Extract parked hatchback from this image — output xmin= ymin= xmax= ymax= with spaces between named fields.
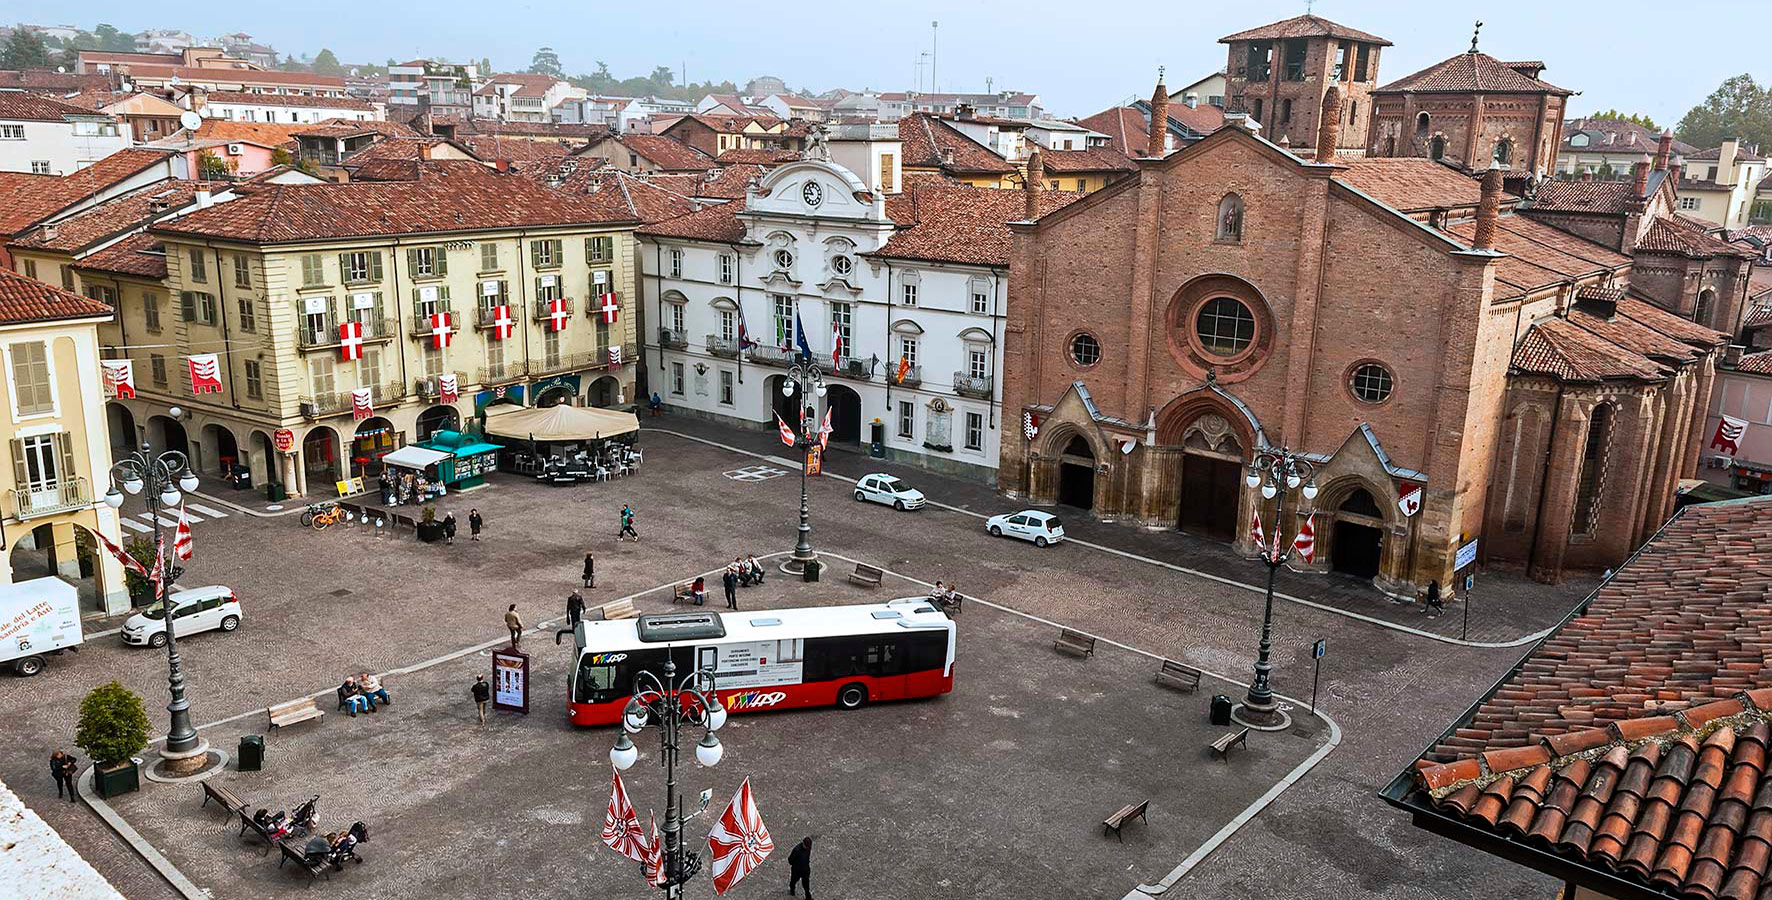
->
xmin=985 ymin=510 xmax=1066 ymax=547
xmin=853 ymin=473 xmax=927 ymax=510
xmin=122 ymin=586 xmax=242 ymax=648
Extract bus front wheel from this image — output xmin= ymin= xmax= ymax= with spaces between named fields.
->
xmin=836 ymin=683 xmax=868 ymax=710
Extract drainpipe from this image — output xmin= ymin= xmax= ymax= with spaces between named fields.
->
xmin=206 ymin=242 xmax=244 ymax=414
xmin=989 ymin=267 xmax=1000 ymax=430
xmin=1523 ymin=383 xmax=1566 ymax=577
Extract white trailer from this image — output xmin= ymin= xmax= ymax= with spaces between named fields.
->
xmin=0 ymin=578 xmax=83 ymax=676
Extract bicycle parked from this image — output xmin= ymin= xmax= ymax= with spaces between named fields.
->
xmin=300 ymin=503 xmax=344 ymax=530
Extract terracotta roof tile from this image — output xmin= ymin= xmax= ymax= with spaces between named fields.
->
xmin=0 ymin=90 xmax=114 ymax=122
xmin=1378 ymin=51 xmax=1571 ymax=95
xmin=9 ymin=179 xmax=225 ymax=252
xmin=191 ymin=119 xmax=304 ymax=148
xmin=1077 ymin=107 xmax=1152 ymax=156
xmin=1738 ymin=350 xmax=1772 ymax=375
xmin=455 ymin=136 xmax=570 ymax=164
xmin=200 ymin=90 xmax=373 ymax=111
xmin=1336 ymin=157 xmax=1488 ymax=211
xmin=0 ymin=69 xmax=117 ymax=93
xmin=0 ymin=267 xmax=113 ymax=324
xmin=870 ymin=180 xmax=1083 ymax=267
xmin=291 ymin=118 xmax=419 ymax=140
xmin=713 ymin=148 xmax=799 ymax=166
xmin=1532 ymin=179 xmax=1641 ymax=215
xmin=1511 ymin=317 xmax=1665 ymax=382
xmin=0 ymin=148 xmax=175 ymax=236
xmin=1039 ymin=146 xmax=1137 ymax=175
xmin=1218 ymin=14 xmax=1391 ymax=45
xmin=1442 ymin=215 xmax=1631 ymax=296
xmin=113 ymin=64 xmax=344 ymax=89
xmin=1618 ymin=296 xmax=1730 ymax=348
xmin=633 ymin=202 xmax=746 ymax=243
xmin=587 ymin=134 xmax=713 ymax=172
xmin=1639 ymin=215 xmax=1755 ymax=259
xmin=1563 ymin=119 xmax=1697 ymax=157
xmin=898 ymin=113 xmax=1016 ymax=175
xmin=465 ymin=120 xmax=608 ymax=139
xmin=71 ymin=233 xmax=167 ymax=279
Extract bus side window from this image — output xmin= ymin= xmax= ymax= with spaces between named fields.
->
xmin=906 ymin=633 xmax=946 ymax=673
xmin=865 ymin=640 xmax=903 ymax=676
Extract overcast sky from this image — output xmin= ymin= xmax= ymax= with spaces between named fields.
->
xmin=11 ymin=0 xmax=1754 ymax=127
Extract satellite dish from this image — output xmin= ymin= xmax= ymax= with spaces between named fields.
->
xmin=170 ymin=75 xmax=181 ymax=85
xmin=179 ymin=111 xmax=203 ymax=131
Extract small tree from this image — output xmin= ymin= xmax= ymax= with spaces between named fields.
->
xmin=312 ymin=48 xmax=343 ymax=76
xmin=122 ymin=535 xmax=155 ymax=598
xmin=271 ymin=147 xmax=293 ymax=167
xmin=196 ymin=152 xmax=235 ymax=179
xmin=421 ymin=504 xmax=437 ymax=524
xmin=0 ymin=27 xmax=51 ymax=69
xmin=529 ymin=46 xmax=563 ymax=78
xmin=75 ymin=681 xmax=151 ymax=766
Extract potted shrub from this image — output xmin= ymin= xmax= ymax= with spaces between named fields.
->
xmin=75 ymin=681 xmax=150 ymax=798
xmin=123 ymin=537 xmax=158 ymax=606
xmin=416 ymin=505 xmax=446 ymax=543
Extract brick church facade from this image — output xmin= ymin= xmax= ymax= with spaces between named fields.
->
xmin=998 ymin=25 xmax=1732 ymax=592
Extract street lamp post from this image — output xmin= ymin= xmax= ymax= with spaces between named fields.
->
xmin=610 ymin=657 xmax=727 ymax=899
xmin=1232 ymin=446 xmax=1318 ymax=731
xmin=103 ymin=407 xmax=209 ymax=771
xmin=780 ymin=358 xmax=826 ymax=574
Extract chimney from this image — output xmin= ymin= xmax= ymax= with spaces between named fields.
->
xmin=1147 ymin=68 xmax=1169 ymax=158
xmin=1575 ymin=290 xmax=1619 ymax=320
xmin=1024 ymin=146 xmax=1044 ymax=220
xmin=955 ymin=102 xmax=974 ymax=120
xmin=1726 ymin=344 xmax=1747 ymax=367
xmin=940 ymin=147 xmax=955 ymax=165
xmin=1654 ymin=131 xmax=1673 ymax=171
xmin=1719 ymin=139 xmax=1740 ymax=178
xmin=1632 ymin=158 xmax=1650 ymax=198
xmin=1473 ymin=169 xmax=1502 ymax=250
xmin=195 ymin=189 xmax=212 ymax=209
xmin=1670 ymin=154 xmax=1684 ymax=185
xmin=1315 ymin=86 xmax=1343 ymax=162
xmin=40 ymin=224 xmax=58 ymax=241
xmin=419 ymin=142 xmax=432 ymax=161
xmin=1184 ymin=92 xmax=1199 ymax=109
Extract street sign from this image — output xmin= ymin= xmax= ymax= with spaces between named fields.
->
xmin=1309 ymin=638 xmax=1327 ymax=713
xmin=806 ymin=447 xmax=822 ymax=476
xmin=1464 ymin=574 xmax=1475 ymax=592
xmin=492 ymin=647 xmax=530 ymax=714
xmin=1455 ymin=538 xmax=1479 ymax=571
xmin=273 ymin=428 xmax=295 ymax=453
xmin=1312 ymin=639 xmax=1327 ymax=659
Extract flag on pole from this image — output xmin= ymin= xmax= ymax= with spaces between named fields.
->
xmin=1711 ymin=415 xmax=1749 ymax=455
xmin=794 ymin=311 xmax=814 ymax=360
xmin=707 ymin=777 xmax=774 ymax=895
xmin=148 ymin=536 xmax=166 ymax=598
xmin=896 ymin=354 xmax=910 ymax=384
xmin=642 ymin=812 xmax=665 ymax=887
xmin=174 ymin=505 xmax=193 ymax=561
xmin=96 ymin=530 xmax=149 ymax=577
xmin=100 ymin=359 xmax=135 ymax=399
xmin=819 ymin=406 xmax=832 ymax=451
xmin=1249 ymin=507 xmax=1267 ymax=560
xmin=601 ymin=770 xmax=648 ymax=863
xmin=1291 ymin=513 xmax=1316 ymax=564
xmin=831 ymin=317 xmax=843 ymax=367
xmin=776 ymin=414 xmax=796 ymax=447
xmin=737 ymin=304 xmax=755 ymax=349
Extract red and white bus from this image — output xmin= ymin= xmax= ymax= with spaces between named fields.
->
xmin=567 ymin=599 xmax=955 ymax=727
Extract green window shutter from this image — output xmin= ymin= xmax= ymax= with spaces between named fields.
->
xmin=530 ymin=241 xmax=541 ymax=267
xmin=406 ymin=248 xmax=419 ymax=276
xmin=180 ymin=291 xmax=195 ymax=321
xmin=11 ymin=439 xmax=26 ymax=488
xmin=435 ymin=247 xmax=447 ymax=275
xmin=56 ymin=432 xmax=76 ymax=481
xmin=552 ymin=240 xmax=563 ymax=262
xmin=338 ymin=253 xmax=351 ymax=281
xmin=370 ymin=252 xmax=384 ymax=281
xmin=584 ymin=237 xmax=594 ymax=264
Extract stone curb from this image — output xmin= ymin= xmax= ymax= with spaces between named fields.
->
xmin=78 ymin=766 xmax=211 ymax=900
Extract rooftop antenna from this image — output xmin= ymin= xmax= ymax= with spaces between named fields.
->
xmin=931 ymin=20 xmax=939 ymax=95
xmin=1469 ymin=20 xmax=1483 ymax=54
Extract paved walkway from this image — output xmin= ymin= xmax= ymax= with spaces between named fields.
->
xmin=645 ymin=415 xmax=1596 ymax=646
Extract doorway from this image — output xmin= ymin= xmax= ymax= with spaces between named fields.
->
xmin=535 ymin=386 xmax=574 ymax=408
xmin=416 ymin=405 xmax=460 ymax=441
xmin=1331 ymin=489 xmax=1384 ymax=579
xmin=1056 ymin=435 xmax=1095 ymax=510
xmin=826 ymin=384 xmax=862 ymax=444
xmin=106 ymin=403 xmax=137 ymax=455
xmin=767 ymin=375 xmax=800 ymax=427
xmin=1178 ymin=454 xmax=1241 ymax=541
xmin=588 ymin=376 xmax=621 ymax=408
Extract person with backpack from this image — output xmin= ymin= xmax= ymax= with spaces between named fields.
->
xmin=617 ymin=504 xmax=639 ymax=541
xmin=471 ymin=673 xmax=491 ymax=724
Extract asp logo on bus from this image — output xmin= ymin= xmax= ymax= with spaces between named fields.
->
xmin=587 ymin=653 xmax=628 ymax=665
xmin=724 ymin=690 xmax=788 ymax=710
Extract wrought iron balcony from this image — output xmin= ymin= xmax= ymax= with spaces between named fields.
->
xmin=954 ymin=372 xmax=993 ymax=399
xmin=658 ymin=327 xmax=688 ymax=349
xmin=746 ymin=344 xmax=794 ymax=367
xmin=706 ymin=334 xmax=739 ymax=359
xmin=296 ymin=317 xmax=397 ymax=351
xmin=533 ymin=298 xmax=574 ymax=321
xmin=828 ymin=357 xmax=872 ymax=381
xmin=478 ymin=361 xmax=528 ymax=385
xmin=890 ymin=365 xmax=923 ymax=388
xmin=475 ymin=305 xmax=514 ymax=329
xmin=408 ymin=306 xmax=455 ymax=337
xmin=9 ymin=477 xmax=90 ymax=521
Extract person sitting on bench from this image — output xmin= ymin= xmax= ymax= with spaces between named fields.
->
xmin=304 ymin=832 xmax=336 ymax=868
xmin=339 ymin=677 xmax=371 ymax=717
xmin=359 ymin=672 xmax=391 ymax=709
xmin=743 ymin=554 xmax=765 ymax=585
xmin=692 ymin=576 xmax=707 ymax=606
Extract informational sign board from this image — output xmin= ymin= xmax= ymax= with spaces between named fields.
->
xmin=1455 ymin=538 xmax=1479 ymax=571
xmin=1312 ymin=638 xmax=1327 ymax=659
xmin=352 ymin=292 xmax=376 ymax=310
xmin=273 ymin=428 xmax=296 ymax=453
xmin=334 ymin=477 xmax=364 ymax=497
xmin=303 ymin=296 xmax=329 ymax=315
xmin=492 ymin=647 xmax=530 ymax=714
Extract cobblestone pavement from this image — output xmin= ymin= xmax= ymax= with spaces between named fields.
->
xmin=0 ymin=428 xmax=1567 ymax=899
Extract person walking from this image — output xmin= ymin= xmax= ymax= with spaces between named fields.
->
xmin=788 ymin=836 xmax=813 ymax=898
xmin=443 ymin=512 xmax=458 ymax=545
xmin=504 ymin=604 xmax=523 ymax=647
xmin=50 ymin=750 xmax=78 ymax=802
xmin=722 ymin=567 xmax=739 ymax=610
xmin=471 ymin=673 xmax=491 ymax=724
xmin=582 ymin=551 xmax=595 ymax=588
xmin=617 ymin=504 xmax=639 ymax=542
xmin=1422 ymin=580 xmax=1443 ymax=616
xmin=469 ymin=508 xmax=483 ymax=541
xmin=567 ymin=591 xmax=586 ymax=629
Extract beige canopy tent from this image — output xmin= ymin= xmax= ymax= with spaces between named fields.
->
xmin=482 ymin=404 xmax=639 ymax=442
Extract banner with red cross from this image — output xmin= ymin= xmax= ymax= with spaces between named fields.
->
xmin=549 ymin=298 xmax=570 ymax=332
xmin=339 ymin=320 xmax=364 ymax=361
xmin=430 ymin=312 xmax=454 ymax=349
xmin=491 ymin=304 xmax=514 ymax=340
xmin=598 ymin=292 xmax=620 ymax=324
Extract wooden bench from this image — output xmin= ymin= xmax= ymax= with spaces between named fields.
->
xmin=671 ymin=582 xmax=707 ymax=605
xmin=268 ymin=697 xmax=324 ymax=730
xmin=1209 ymin=728 xmax=1250 ymax=761
xmin=1155 ymin=660 xmax=1202 ymax=693
xmin=1102 ymin=799 xmax=1149 ymax=842
xmin=594 ymin=599 xmax=638 ymax=620
xmin=235 ymin=807 xmax=278 ymax=856
xmin=201 ymin=781 xmax=247 ymax=820
xmin=277 ymin=837 xmax=330 ymax=885
xmin=847 ymin=564 xmax=884 ymax=587
xmin=938 ymin=592 xmax=963 ymax=616
xmin=1054 ymin=628 xmax=1096 ymax=658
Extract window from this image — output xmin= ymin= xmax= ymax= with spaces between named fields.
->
xmin=831 ymin=254 xmax=852 ymax=278
xmin=718 ymin=310 xmax=735 ymax=343
xmin=718 ymin=254 xmax=733 ymax=284
xmin=1415 ymin=112 xmax=1430 ymax=137
xmin=586 ymin=235 xmax=614 ymax=264
xmin=1572 ymin=404 xmax=1613 ymax=536
xmin=1354 ymin=43 xmax=1371 ymax=82
xmin=1280 ymin=98 xmax=1292 ymax=125
xmin=1430 ymin=135 xmax=1446 ymax=161
xmin=668 ymin=303 xmax=685 ymax=335
xmin=1350 ymin=362 xmax=1394 ymax=403
xmin=342 ymin=251 xmax=381 ymax=283
xmin=150 ymin=354 xmax=167 ymax=386
xmin=15 ymin=434 xmax=68 ymax=491
xmin=879 ymin=152 xmax=896 ymax=193
xmin=9 ymin=341 xmax=53 ymax=414
xmin=300 ymin=253 xmax=325 ymax=286
xmin=901 ymin=280 xmax=918 ymax=306
xmin=669 ymin=248 xmax=682 ymax=278
xmin=237 ymin=295 xmax=256 ymax=332
xmin=479 ymin=243 xmax=500 ymax=272
xmin=143 ymin=291 xmax=161 ymax=331
xmin=897 ymin=400 xmax=915 ymax=438
xmin=771 ymin=295 xmax=795 ymax=346
xmin=181 ymin=291 xmax=217 ymax=325
xmin=30 ymin=161 xmax=50 ymax=174
xmin=1070 ymin=332 xmax=1101 ymax=366
xmin=311 ymin=355 xmax=336 ymax=396
xmin=1252 ymin=98 xmax=1263 ymax=125
xmin=898 ymin=336 xmax=919 ymax=368
xmin=244 ymin=359 xmax=263 ymax=399
xmin=1679 ymin=197 xmax=1701 ymax=211
xmin=0 ymin=124 xmax=22 ymax=140
xmin=531 ymin=238 xmax=563 ymax=268
xmin=671 ymin=362 xmax=685 ymax=396
xmin=1695 ymin=290 xmax=1715 ymax=327
xmin=233 ymin=252 xmax=251 ymax=288
xmin=719 ymin=370 xmax=734 ymax=405
xmin=1195 ymin=297 xmax=1255 ymax=356
xmin=421 ymin=345 xmax=443 ymax=377
xmin=60 ymin=267 xmax=72 ymax=291
xmin=831 ymin=302 xmax=853 ymax=357
xmin=409 ymin=246 xmax=446 ymax=278
xmin=535 ymin=277 xmax=562 ymax=305
xmin=965 ymin=412 xmax=984 ymax=451
xmin=1217 ymin=193 xmax=1244 ymax=241
xmin=414 ymin=285 xmax=449 ymax=319
xmin=544 ymin=330 xmax=562 ymax=369
xmin=21 ymin=259 xmax=34 ymax=279
xmin=773 ymin=248 xmax=795 ymax=271
xmin=1332 ymin=42 xmax=1348 ymax=81
xmin=1493 ymin=139 xmax=1513 ymax=168
xmin=971 ymin=288 xmax=989 ymax=315
xmin=301 ymin=299 xmax=334 ymax=345
xmin=968 ymin=348 xmax=988 ymax=379
xmin=188 ymin=248 xmax=207 ymax=282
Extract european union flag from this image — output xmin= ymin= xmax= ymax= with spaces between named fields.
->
xmin=794 ymin=311 xmax=814 ymax=360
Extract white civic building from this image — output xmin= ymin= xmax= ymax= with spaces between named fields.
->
xmin=639 ymin=131 xmax=1035 ymax=480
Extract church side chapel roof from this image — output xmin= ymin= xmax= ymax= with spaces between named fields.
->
xmin=1531 ymin=179 xmax=1646 ymax=215
xmin=1510 ymin=296 xmax=1725 ymax=385
xmin=1440 ymin=214 xmax=1630 ymax=297
xmin=1638 ymin=215 xmax=1755 ymax=259
xmin=1511 ymin=318 xmax=1665 ymax=383
xmin=1376 ymin=49 xmax=1571 ymax=95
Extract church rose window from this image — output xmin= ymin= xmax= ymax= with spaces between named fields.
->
xmin=1195 ymin=297 xmax=1255 ymax=356
xmin=1070 ymin=332 xmax=1101 ymax=367
xmin=1350 ymin=362 xmax=1394 ymax=403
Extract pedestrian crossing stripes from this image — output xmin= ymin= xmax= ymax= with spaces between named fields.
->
xmin=185 ymin=503 xmax=229 ymax=519
xmin=115 ymin=504 xmax=231 ymax=535
xmin=119 ymin=518 xmax=152 ymax=533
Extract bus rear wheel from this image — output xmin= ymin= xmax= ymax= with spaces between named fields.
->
xmin=836 ymin=683 xmax=868 ymax=710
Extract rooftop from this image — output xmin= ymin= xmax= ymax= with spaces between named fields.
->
xmin=10 ymin=179 xmax=225 ymax=253
xmin=0 ymin=90 xmax=114 ymax=122
xmin=1377 ymin=51 xmax=1572 ymax=96
xmin=588 ymin=134 xmax=714 ymax=172
xmin=0 ymin=148 xmax=175 ymax=235
xmin=1038 ymin=146 xmax=1137 ymax=175
xmin=898 ymin=113 xmax=1016 ymax=175
xmin=0 ymin=267 xmax=115 ymax=325
xmin=199 ymin=91 xmax=374 ymax=111
xmin=1219 ymin=14 xmax=1391 ymax=46
xmin=71 ymin=232 xmax=167 ymax=279
xmin=1638 ymin=215 xmax=1754 ymax=259
xmin=872 ymin=180 xmax=1083 ymax=266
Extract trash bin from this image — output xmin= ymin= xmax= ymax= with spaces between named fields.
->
xmin=265 ymin=482 xmax=287 ymax=502
xmin=238 ymin=734 xmax=265 ymax=772
xmin=1210 ymin=694 xmax=1233 ymax=726
xmin=869 ymin=422 xmax=885 ymax=458
xmin=802 ymin=560 xmax=821 ymax=583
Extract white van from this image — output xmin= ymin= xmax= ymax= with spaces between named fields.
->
xmin=0 ymin=578 xmax=83 ymax=676
xmin=122 ymin=586 xmax=242 ymax=647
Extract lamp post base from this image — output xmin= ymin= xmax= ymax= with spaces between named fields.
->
xmin=154 ymin=738 xmax=216 ymax=777
xmin=780 ymin=552 xmax=819 ymax=575
xmin=1230 ymin=701 xmax=1292 ymax=732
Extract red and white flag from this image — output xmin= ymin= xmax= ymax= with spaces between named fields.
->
xmin=1249 ymin=507 xmax=1268 ymax=560
xmin=1291 ymin=513 xmax=1316 ymax=565
xmin=188 ymin=354 xmax=222 ymax=394
xmin=351 ymin=387 xmax=374 ymax=421
xmin=100 ymin=359 xmax=135 ymax=399
xmin=601 ymin=770 xmax=648 ymax=863
xmin=148 ymin=536 xmax=166 ymax=597
xmin=549 ymin=297 xmax=570 ymax=332
xmin=1022 ymin=411 xmax=1041 ymax=440
xmin=173 ymin=505 xmax=194 ymax=561
xmin=819 ymin=406 xmax=832 ymax=451
xmin=642 ymin=812 xmax=665 ymax=886
xmin=599 ymin=292 xmax=620 ymax=324
xmin=491 ymin=304 xmax=514 ymax=340
xmin=437 ymin=373 xmax=459 ymax=404
xmin=339 ymin=320 xmax=365 ymax=361
xmin=1397 ymin=483 xmax=1423 ymax=518
xmin=707 ymin=777 xmax=773 ymax=896
xmin=831 ymin=317 xmax=843 ymax=367
xmin=96 ymin=530 xmax=149 ymax=577
xmin=1711 ymin=415 xmax=1748 ymax=455
xmin=429 ymin=313 xmax=454 ymax=349
xmin=776 ymin=414 xmax=796 ymax=447
xmin=608 ymin=345 xmax=623 ymax=367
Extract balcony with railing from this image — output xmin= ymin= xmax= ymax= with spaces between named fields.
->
xmin=297 ymin=318 xmax=397 ymax=351
xmin=658 ymin=327 xmax=688 ymax=349
xmin=586 ymin=294 xmax=621 ymax=318
xmin=746 ymin=344 xmax=794 ymax=367
xmin=588 ymin=342 xmax=638 ymax=369
xmin=706 ymin=334 xmax=739 ymax=359
xmin=954 ymin=372 xmax=993 ymax=399
xmin=9 ymin=477 xmax=90 ymax=521
xmin=890 ymin=365 xmax=923 ymax=388
xmin=533 ymin=298 xmax=574 ymax=321
xmin=828 ymin=357 xmax=872 ymax=381
xmin=532 ymin=351 xmax=593 ymax=376
xmin=478 ymin=361 xmax=528 ymax=385
xmin=408 ymin=305 xmax=455 ymax=337
xmin=475 ymin=305 xmax=513 ymax=329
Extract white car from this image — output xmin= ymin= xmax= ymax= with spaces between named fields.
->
xmin=985 ymin=510 xmax=1066 ymax=547
xmin=853 ymin=473 xmax=926 ymax=510
xmin=122 ymin=586 xmax=242 ymax=648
